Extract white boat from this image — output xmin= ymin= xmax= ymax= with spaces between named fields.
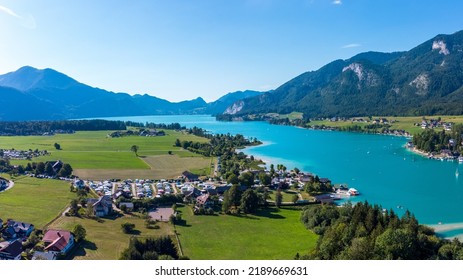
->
xmin=456 ymin=169 xmax=459 ymax=178
xmin=348 ymin=188 xmax=360 ymax=196
xmin=458 ymin=156 xmax=463 ymax=163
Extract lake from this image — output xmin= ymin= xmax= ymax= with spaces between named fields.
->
xmin=103 ymin=115 xmax=463 ymax=238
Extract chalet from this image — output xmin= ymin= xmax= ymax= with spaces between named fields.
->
xmin=42 ymin=229 xmax=74 ymax=254
xmin=0 ymin=240 xmax=23 ymax=260
xmin=182 ymin=171 xmax=199 ymax=182
xmin=299 ymin=173 xmax=314 ymax=183
xmin=87 ymin=195 xmax=113 ymax=217
xmin=196 ymin=193 xmax=213 ymax=208
xmin=3 ymin=220 xmax=34 ymax=240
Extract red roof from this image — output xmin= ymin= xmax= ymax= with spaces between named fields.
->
xmin=43 ymin=230 xmax=72 ymax=252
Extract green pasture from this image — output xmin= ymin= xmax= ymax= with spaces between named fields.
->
xmin=2 ymin=130 xmax=209 ymax=170
xmin=48 ymin=213 xmax=174 ymax=260
xmin=0 ymin=175 xmax=75 ymax=228
xmin=175 ymin=205 xmax=318 ymax=260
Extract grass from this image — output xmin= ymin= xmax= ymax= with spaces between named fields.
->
xmin=3 ymin=130 xmax=213 ymax=180
xmin=175 ymin=205 xmax=318 ymax=260
xmin=0 ymin=174 xmax=75 ymax=229
xmin=73 ymin=154 xmax=214 ymax=180
xmin=48 ymin=212 xmax=174 ymax=260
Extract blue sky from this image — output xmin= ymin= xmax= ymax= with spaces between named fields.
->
xmin=1 ymin=0 xmax=462 ymax=102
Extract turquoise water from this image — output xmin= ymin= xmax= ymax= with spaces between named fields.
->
xmin=104 ymin=115 xmax=463 ymax=226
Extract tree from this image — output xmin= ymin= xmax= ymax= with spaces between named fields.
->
xmin=294 ymin=167 xmax=300 ymax=174
xmin=239 ymin=171 xmax=254 ymax=187
xmin=35 ymin=162 xmax=45 ymax=175
xmin=58 ymin=163 xmax=73 ymax=177
xmin=275 ymin=189 xmax=283 ymax=208
xmin=69 ymin=199 xmax=79 ymax=216
xmin=227 ymin=174 xmax=239 ymax=185
xmin=259 ymin=172 xmax=271 ymax=186
xmin=222 ymin=184 xmax=241 ymax=213
xmin=121 ymin=223 xmax=136 ymax=234
xmin=240 ymin=189 xmax=259 ymax=213
xmin=73 ymin=224 xmax=86 ymax=242
xmin=175 ymin=139 xmax=181 ymax=147
xmin=86 ymin=202 xmax=94 ymax=218
xmin=54 ymin=142 xmax=61 ymax=150
xmin=44 ymin=162 xmax=54 ymax=176
xmin=131 ymin=145 xmax=139 ymax=156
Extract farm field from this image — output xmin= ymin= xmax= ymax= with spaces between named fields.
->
xmin=2 ymin=130 xmax=212 ymax=179
xmin=0 ymin=174 xmax=75 ymax=228
xmin=48 ymin=213 xmax=175 ymax=260
xmin=175 ymin=205 xmax=318 ymax=260
xmin=73 ymin=155 xmax=214 ymax=180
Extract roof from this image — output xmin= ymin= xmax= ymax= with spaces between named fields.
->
xmin=6 ymin=220 xmax=34 ymax=232
xmin=43 ymin=230 xmax=73 ymax=252
xmin=0 ymin=240 xmax=22 ymax=258
xmin=196 ymin=194 xmax=210 ymax=205
xmin=32 ymin=251 xmax=57 ymax=260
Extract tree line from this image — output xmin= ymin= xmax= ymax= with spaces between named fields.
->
xmin=0 ymin=158 xmax=73 ymax=178
xmin=412 ymin=124 xmax=463 ymax=153
xmin=299 ymin=202 xmax=463 ymax=260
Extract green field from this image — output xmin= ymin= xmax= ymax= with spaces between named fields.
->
xmin=48 ymin=213 xmax=174 ymax=260
xmin=0 ymin=175 xmax=75 ymax=228
xmin=2 ymin=130 xmax=212 ymax=179
xmin=175 ymin=205 xmax=318 ymax=260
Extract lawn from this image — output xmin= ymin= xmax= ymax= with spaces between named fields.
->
xmin=48 ymin=213 xmax=175 ymax=260
xmin=175 ymin=205 xmax=318 ymax=260
xmin=0 ymin=174 xmax=75 ymax=228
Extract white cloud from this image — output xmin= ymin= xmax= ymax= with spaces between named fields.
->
xmin=342 ymin=43 xmax=361 ymax=49
xmin=0 ymin=5 xmax=20 ymax=18
xmin=332 ymin=0 xmax=342 ymax=5
xmin=0 ymin=5 xmax=36 ymax=29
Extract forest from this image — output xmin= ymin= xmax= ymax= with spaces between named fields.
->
xmin=299 ymin=202 xmax=463 ymax=260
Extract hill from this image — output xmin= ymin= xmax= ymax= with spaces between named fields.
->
xmin=0 ymin=67 xmax=264 ymax=120
xmin=224 ymin=30 xmax=463 ymax=118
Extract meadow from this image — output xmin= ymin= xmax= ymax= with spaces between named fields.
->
xmin=175 ymin=205 xmax=318 ymax=260
xmin=0 ymin=175 xmax=75 ymax=228
xmin=48 ymin=213 xmax=174 ymax=260
xmin=2 ymin=130 xmax=212 ymax=179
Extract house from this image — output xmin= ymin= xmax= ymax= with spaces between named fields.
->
xmin=32 ymin=251 xmax=57 ymax=260
xmin=51 ymin=160 xmax=63 ymax=172
xmin=196 ymin=193 xmax=213 ymax=208
xmin=42 ymin=229 xmax=74 ymax=254
xmin=0 ymin=240 xmax=23 ymax=260
xmin=87 ymin=195 xmax=113 ymax=217
xmin=3 ymin=220 xmax=34 ymax=240
xmin=182 ymin=171 xmax=199 ymax=182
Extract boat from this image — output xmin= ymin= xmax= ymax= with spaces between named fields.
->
xmin=348 ymin=188 xmax=360 ymax=196
xmin=456 ymin=168 xmax=459 ymax=178
xmin=458 ymin=156 xmax=463 ymax=163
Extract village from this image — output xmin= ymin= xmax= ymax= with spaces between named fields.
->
xmin=0 ymin=163 xmax=360 ymax=260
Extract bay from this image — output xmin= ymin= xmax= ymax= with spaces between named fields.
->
xmin=103 ymin=115 xmax=463 ymax=237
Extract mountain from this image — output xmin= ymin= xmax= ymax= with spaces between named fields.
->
xmin=0 ymin=66 xmax=248 ymax=121
xmin=207 ymin=90 xmax=265 ymax=114
xmin=224 ymin=30 xmax=463 ymax=118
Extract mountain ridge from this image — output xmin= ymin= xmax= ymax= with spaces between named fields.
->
xmin=224 ymin=30 xmax=463 ymax=118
